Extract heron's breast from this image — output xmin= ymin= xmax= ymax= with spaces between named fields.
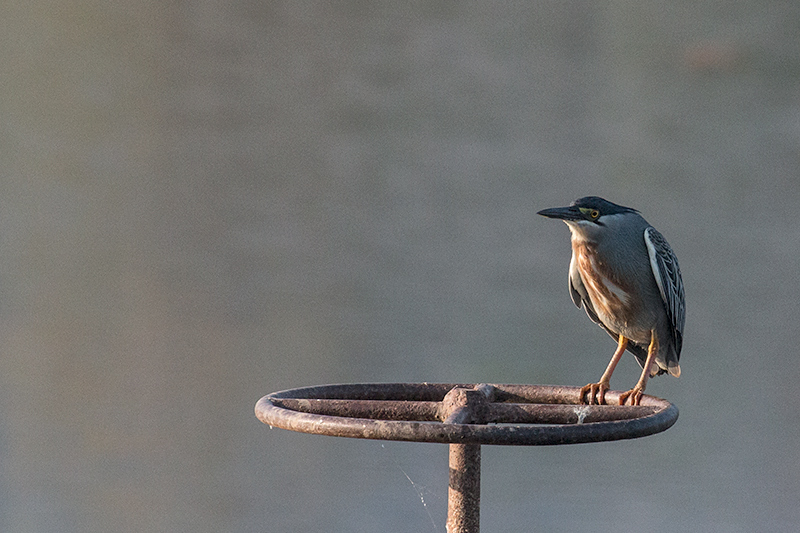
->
xmin=574 ymin=243 xmax=639 ymax=324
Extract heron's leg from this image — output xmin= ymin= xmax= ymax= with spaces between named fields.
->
xmin=619 ymin=330 xmax=658 ymax=406
xmin=580 ymin=335 xmax=627 ymax=405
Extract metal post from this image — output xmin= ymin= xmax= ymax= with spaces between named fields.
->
xmin=447 ymin=443 xmax=481 ymax=533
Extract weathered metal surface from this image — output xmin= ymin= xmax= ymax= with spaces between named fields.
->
xmin=441 ymin=385 xmax=492 ymax=532
xmin=255 ymin=383 xmax=678 ymax=446
xmin=270 ymin=397 xmax=658 ymax=424
xmin=447 ymin=444 xmax=481 ymax=533
xmin=269 ymin=398 xmax=441 ymax=421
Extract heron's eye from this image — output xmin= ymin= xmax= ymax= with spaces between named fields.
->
xmin=590 ymin=210 xmax=600 ymax=219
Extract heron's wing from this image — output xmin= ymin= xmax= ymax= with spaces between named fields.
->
xmin=644 ymin=227 xmax=685 ymax=356
xmin=568 ymin=251 xmax=602 ymax=325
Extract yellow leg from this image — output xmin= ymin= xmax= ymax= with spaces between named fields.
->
xmin=619 ymin=330 xmax=659 ymax=406
xmin=580 ymin=335 xmax=628 ymax=405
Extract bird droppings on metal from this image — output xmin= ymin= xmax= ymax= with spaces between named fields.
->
xmin=573 ymin=405 xmax=591 ymax=424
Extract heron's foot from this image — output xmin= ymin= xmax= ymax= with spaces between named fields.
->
xmin=618 ymin=386 xmax=644 ymax=406
xmin=579 ymin=380 xmax=610 ymax=405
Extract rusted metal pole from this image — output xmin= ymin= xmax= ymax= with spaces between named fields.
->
xmin=441 ymin=385 xmax=491 ymax=533
xmin=447 ymin=443 xmax=481 ymax=533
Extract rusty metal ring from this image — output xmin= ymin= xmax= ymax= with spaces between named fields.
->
xmin=255 ymin=383 xmax=678 ymax=446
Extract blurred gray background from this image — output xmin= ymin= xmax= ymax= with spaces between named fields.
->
xmin=2 ymin=2 xmax=800 ymax=532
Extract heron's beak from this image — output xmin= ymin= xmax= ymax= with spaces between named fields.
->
xmin=537 ymin=205 xmax=582 ymax=221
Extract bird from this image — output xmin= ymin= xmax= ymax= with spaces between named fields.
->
xmin=537 ymin=196 xmax=684 ymax=406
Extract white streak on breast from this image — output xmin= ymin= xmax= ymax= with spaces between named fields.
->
xmin=579 ymin=253 xmax=630 ymax=316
